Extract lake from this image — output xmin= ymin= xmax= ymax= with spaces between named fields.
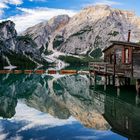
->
xmin=0 ymin=71 xmax=139 ymax=140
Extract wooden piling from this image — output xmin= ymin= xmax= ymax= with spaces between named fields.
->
xmin=94 ymin=72 xmax=97 ymax=85
xmin=125 ymin=77 xmax=130 ymax=86
xmin=113 ymin=75 xmax=115 ymax=86
xmin=104 ymin=75 xmax=107 ymax=91
xmin=108 ymin=75 xmax=111 ymax=85
xmin=116 ymin=76 xmax=120 ymax=87
xmin=136 ymin=79 xmax=140 ymax=94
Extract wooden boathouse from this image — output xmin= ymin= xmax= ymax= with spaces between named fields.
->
xmin=89 ymin=30 xmax=140 ymax=87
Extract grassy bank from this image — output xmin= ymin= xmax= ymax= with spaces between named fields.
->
xmin=58 ymin=55 xmax=102 ymax=65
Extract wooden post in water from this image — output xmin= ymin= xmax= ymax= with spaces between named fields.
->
xmin=112 ymin=75 xmax=115 ymax=86
xmin=113 ymin=47 xmax=117 ymax=86
xmin=113 ymin=50 xmax=116 ymax=86
xmin=116 ymin=76 xmax=120 ymax=97
xmin=108 ymin=75 xmax=111 ymax=85
xmin=94 ymin=71 xmax=97 ymax=86
xmin=136 ymin=79 xmax=140 ymax=106
xmin=104 ymin=75 xmax=107 ymax=91
xmin=89 ymin=77 xmax=94 ymax=87
xmin=125 ymin=77 xmax=131 ymax=86
xmin=136 ymin=79 xmax=140 ymax=94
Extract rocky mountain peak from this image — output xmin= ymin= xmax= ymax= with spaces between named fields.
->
xmin=83 ymin=4 xmax=111 ymax=13
xmin=0 ymin=20 xmax=15 ymax=30
xmin=0 ymin=20 xmax=17 ymax=39
xmin=48 ymin=14 xmax=70 ymax=30
xmin=83 ymin=5 xmax=135 ymax=18
xmin=0 ymin=20 xmax=17 ymax=50
xmin=0 ymin=20 xmax=49 ymax=68
xmin=22 ymin=5 xmax=140 ymax=58
xmin=52 ymin=5 xmax=140 ymax=55
xmin=22 ymin=14 xmax=70 ymax=49
xmin=70 ymin=5 xmax=111 ymax=24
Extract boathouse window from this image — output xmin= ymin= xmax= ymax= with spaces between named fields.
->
xmin=125 ymin=116 xmax=129 ymax=129
xmin=116 ymin=49 xmax=122 ymax=64
xmin=122 ymin=47 xmax=132 ymax=64
xmin=125 ymin=48 xmax=129 ymax=63
xmin=110 ymin=54 xmax=114 ymax=64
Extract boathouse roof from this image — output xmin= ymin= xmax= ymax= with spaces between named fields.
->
xmin=103 ymin=41 xmax=140 ymax=52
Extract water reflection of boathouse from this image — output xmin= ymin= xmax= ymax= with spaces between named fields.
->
xmin=104 ymin=95 xmax=140 ymax=140
xmin=91 ymin=84 xmax=140 ymax=140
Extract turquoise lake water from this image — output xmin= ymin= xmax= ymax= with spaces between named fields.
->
xmin=0 ymin=72 xmax=139 ymax=140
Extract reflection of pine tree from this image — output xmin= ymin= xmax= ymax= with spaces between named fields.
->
xmin=0 ymin=92 xmax=17 ymax=118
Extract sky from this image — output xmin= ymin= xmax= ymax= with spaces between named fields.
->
xmin=0 ymin=0 xmax=140 ymax=32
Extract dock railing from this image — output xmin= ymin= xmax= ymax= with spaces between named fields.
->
xmin=89 ymin=62 xmax=132 ymax=77
xmin=89 ymin=62 xmax=111 ymax=74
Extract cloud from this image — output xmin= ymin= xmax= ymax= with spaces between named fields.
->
xmin=5 ymin=7 xmax=77 ymax=33
xmin=29 ymin=0 xmax=47 ymax=2
xmin=0 ymin=2 xmax=9 ymax=9
xmin=2 ymin=0 xmax=23 ymax=5
xmin=94 ymin=0 xmax=122 ymax=6
xmin=0 ymin=102 xmax=122 ymax=140
xmin=0 ymin=2 xmax=8 ymax=17
xmin=0 ymin=133 xmax=8 ymax=140
xmin=11 ymin=102 xmax=76 ymax=132
xmin=0 ymin=10 xmax=3 ymax=18
xmin=0 ymin=99 xmax=74 ymax=139
xmin=82 ymin=0 xmax=122 ymax=8
xmin=0 ymin=10 xmax=3 ymax=15
xmin=0 ymin=0 xmax=23 ymax=18
xmin=0 ymin=126 xmax=8 ymax=140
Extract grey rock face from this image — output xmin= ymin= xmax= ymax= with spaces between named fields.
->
xmin=0 ymin=21 xmax=48 ymax=67
xmin=54 ymin=5 xmax=140 ymax=55
xmin=16 ymin=36 xmax=42 ymax=63
xmin=0 ymin=20 xmax=17 ymax=51
xmin=22 ymin=15 xmax=70 ymax=53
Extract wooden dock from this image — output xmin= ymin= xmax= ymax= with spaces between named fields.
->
xmin=89 ymin=62 xmax=132 ymax=77
xmin=89 ymin=62 xmax=133 ymax=87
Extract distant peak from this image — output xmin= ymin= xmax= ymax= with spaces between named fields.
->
xmin=94 ymin=4 xmax=110 ymax=9
xmin=81 ymin=4 xmax=136 ymax=19
xmin=48 ymin=14 xmax=70 ymax=25
xmin=83 ymin=4 xmax=110 ymax=10
xmin=49 ymin=14 xmax=70 ymax=21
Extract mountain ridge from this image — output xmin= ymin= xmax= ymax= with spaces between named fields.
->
xmin=23 ymin=5 xmax=140 ymax=58
xmin=1 ymin=5 xmax=140 ymax=68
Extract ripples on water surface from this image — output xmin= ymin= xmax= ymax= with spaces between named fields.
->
xmin=0 ymin=71 xmax=139 ymax=140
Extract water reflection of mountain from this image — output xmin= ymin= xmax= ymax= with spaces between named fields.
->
xmin=0 ymin=96 xmax=17 ymax=118
xmin=25 ymin=74 xmax=109 ymax=130
xmin=0 ymin=73 xmax=140 ymax=139
xmin=0 ymin=74 xmax=50 ymax=118
xmin=0 ymin=74 xmax=109 ymax=130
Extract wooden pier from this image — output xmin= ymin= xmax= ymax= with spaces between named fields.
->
xmin=89 ymin=62 xmax=132 ymax=86
xmin=89 ymin=62 xmax=132 ymax=77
